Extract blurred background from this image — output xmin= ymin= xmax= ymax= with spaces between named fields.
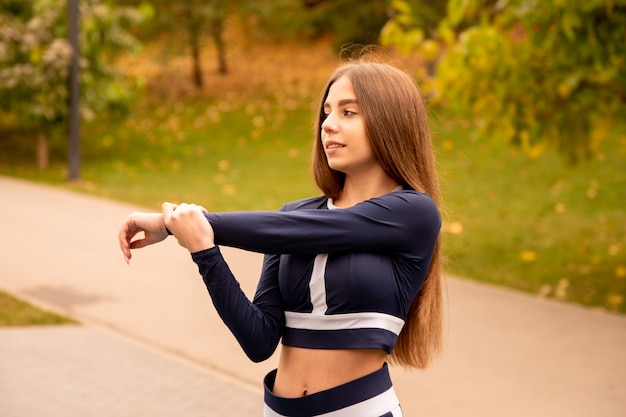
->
xmin=1 ymin=0 xmax=624 ymax=313
xmin=0 ymin=1 xmax=625 ymax=415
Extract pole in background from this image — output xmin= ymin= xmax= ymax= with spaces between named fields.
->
xmin=68 ymin=0 xmax=80 ymax=182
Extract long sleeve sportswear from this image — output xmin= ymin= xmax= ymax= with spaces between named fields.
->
xmin=191 ymin=189 xmax=441 ymax=362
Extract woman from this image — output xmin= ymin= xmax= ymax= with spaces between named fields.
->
xmin=119 ymin=60 xmax=443 ymax=417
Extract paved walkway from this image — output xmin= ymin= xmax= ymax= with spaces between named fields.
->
xmin=1 ymin=175 xmax=625 ymax=416
xmin=0 ymin=326 xmax=261 ymax=416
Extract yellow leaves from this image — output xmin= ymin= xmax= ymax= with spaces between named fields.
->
xmin=590 ymin=122 xmax=610 ymax=146
xmin=217 ymin=101 xmax=231 ymax=113
xmin=586 ymin=179 xmax=598 ymax=199
xmin=380 ymin=25 xmax=424 ymax=56
xmin=538 ymin=284 xmax=551 ymax=298
xmin=217 ymin=160 xmax=229 ymax=171
xmin=606 ymin=293 xmax=624 ymax=311
xmin=78 ymin=180 xmax=97 ymax=192
xmin=608 ymin=244 xmax=620 ymax=256
xmin=167 ymin=115 xmax=180 ymax=132
xmin=420 ymin=40 xmax=440 ymax=61
xmin=615 ymin=265 xmax=626 ymax=279
xmin=520 ymin=250 xmax=537 ymax=262
xmin=554 ymin=203 xmax=566 ymax=214
xmin=252 ymin=115 xmax=265 ymax=128
xmin=437 ymin=20 xmax=456 ymax=45
xmin=443 ymin=221 xmax=463 ymax=235
xmin=537 ymin=278 xmax=569 ymax=301
xmin=213 ymin=174 xmax=236 ymax=195
xmin=550 ymin=178 xmax=564 ymax=196
xmin=442 ymin=140 xmax=454 ymax=152
xmin=390 ymin=0 xmax=412 ymax=16
xmin=518 ymin=130 xmax=543 ymax=158
xmin=205 ymin=107 xmax=222 ymax=124
xmin=213 ymin=173 xmax=225 ymax=185
xmin=471 ymin=97 xmax=492 ymax=113
xmin=421 ymin=77 xmax=442 ymax=102
xmin=221 ymin=184 xmax=236 ymax=196
xmin=556 ymin=77 xmax=576 ymax=98
xmin=101 ymin=135 xmax=114 ymax=148
xmin=141 ymin=158 xmax=154 ymax=170
xmin=555 ymin=278 xmax=569 ymax=300
xmin=193 ymin=116 xmax=207 ymax=129
xmin=215 ymin=160 xmax=235 ymax=195
xmin=380 ymin=1 xmax=423 ymax=56
xmin=528 ymin=143 xmax=546 ymax=159
xmin=29 ymin=46 xmax=42 ymax=64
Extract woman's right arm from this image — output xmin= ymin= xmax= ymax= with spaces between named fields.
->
xmin=191 ymin=246 xmax=285 ymax=363
xmin=118 ymin=204 xmax=285 ymax=362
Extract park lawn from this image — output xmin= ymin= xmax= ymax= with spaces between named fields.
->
xmin=0 ymin=94 xmax=624 ymax=314
xmin=435 ymin=119 xmax=626 ymax=313
xmin=0 ymin=290 xmax=77 ymax=326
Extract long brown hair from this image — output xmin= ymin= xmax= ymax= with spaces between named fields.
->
xmin=312 ymin=61 xmax=444 ymax=369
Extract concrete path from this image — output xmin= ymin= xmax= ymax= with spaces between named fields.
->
xmin=1 ymin=175 xmax=625 ymax=416
xmin=0 ymin=326 xmax=261 ymax=416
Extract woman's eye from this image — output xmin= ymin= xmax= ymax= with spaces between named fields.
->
xmin=344 ymin=110 xmax=356 ymax=116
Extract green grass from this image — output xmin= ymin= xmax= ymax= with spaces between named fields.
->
xmin=0 ymin=290 xmax=77 ymax=326
xmin=0 ymin=96 xmax=319 ymax=212
xmin=435 ymin=119 xmax=626 ymax=313
xmin=0 ymin=95 xmax=624 ymax=314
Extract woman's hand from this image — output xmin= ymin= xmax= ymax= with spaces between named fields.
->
xmin=162 ymin=202 xmax=215 ymax=254
xmin=118 ymin=211 xmax=169 ymax=264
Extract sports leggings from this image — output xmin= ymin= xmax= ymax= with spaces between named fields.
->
xmin=263 ymin=363 xmax=403 ymax=417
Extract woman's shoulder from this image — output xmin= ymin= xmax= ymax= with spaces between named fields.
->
xmin=369 ymin=189 xmax=441 ymax=225
xmin=280 ymin=195 xmax=328 ymax=211
xmin=374 ymin=188 xmax=437 ymax=209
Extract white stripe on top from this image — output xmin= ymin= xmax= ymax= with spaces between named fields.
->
xmin=285 ymin=311 xmax=405 ymax=336
xmin=309 ymin=254 xmax=329 ymax=314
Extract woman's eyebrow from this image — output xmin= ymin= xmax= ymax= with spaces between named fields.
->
xmin=323 ymin=98 xmax=359 ymax=109
xmin=338 ymin=98 xmax=358 ymax=106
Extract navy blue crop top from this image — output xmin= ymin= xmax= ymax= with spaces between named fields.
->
xmin=190 ymin=189 xmax=441 ymax=362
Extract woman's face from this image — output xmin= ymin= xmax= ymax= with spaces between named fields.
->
xmin=321 ymin=76 xmax=377 ymax=177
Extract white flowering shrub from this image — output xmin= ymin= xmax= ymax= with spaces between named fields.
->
xmin=0 ymin=0 xmax=150 ymax=136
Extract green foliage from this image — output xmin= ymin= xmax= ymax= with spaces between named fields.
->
xmin=381 ymin=0 xmax=626 ymax=162
xmin=311 ymin=0 xmax=390 ymax=50
xmin=0 ymin=0 xmax=151 ymax=132
xmin=247 ymin=0 xmax=391 ymax=50
xmin=0 ymin=290 xmax=76 ymax=326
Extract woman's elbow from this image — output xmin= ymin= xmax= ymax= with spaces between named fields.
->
xmin=244 ymin=345 xmax=277 ymax=363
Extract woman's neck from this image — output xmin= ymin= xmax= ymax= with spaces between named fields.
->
xmin=333 ymin=175 xmax=400 ymax=208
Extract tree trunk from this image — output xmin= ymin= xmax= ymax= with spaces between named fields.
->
xmin=211 ymin=17 xmax=228 ymax=75
xmin=37 ymin=131 xmax=48 ymax=170
xmin=191 ymin=33 xmax=204 ymax=88
xmin=186 ymin=4 xmax=204 ymax=88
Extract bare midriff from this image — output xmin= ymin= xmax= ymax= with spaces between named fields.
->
xmin=272 ymin=345 xmax=388 ymax=398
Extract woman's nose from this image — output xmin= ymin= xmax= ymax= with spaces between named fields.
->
xmin=321 ymin=113 xmax=337 ymax=133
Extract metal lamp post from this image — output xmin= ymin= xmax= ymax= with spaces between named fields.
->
xmin=68 ymin=0 xmax=80 ymax=182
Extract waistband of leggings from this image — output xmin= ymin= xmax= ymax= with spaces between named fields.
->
xmin=263 ymin=363 xmax=396 ymax=417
